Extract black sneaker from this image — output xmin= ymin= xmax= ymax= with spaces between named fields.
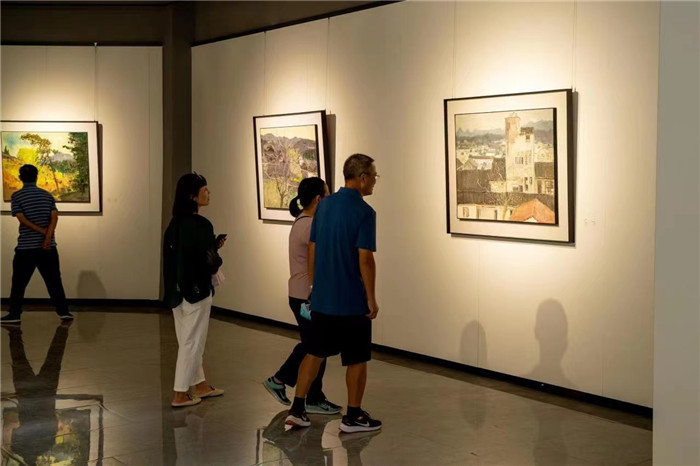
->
xmin=57 ymin=312 xmax=74 ymax=320
xmin=306 ymin=398 xmax=342 ymax=415
xmin=263 ymin=377 xmax=291 ymax=406
xmin=0 ymin=313 xmax=21 ymax=324
xmin=285 ymin=410 xmax=311 ymax=428
xmin=340 ymin=410 xmax=382 ymax=433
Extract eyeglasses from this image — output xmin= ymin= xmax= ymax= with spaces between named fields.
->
xmin=362 ymin=172 xmax=380 ymax=179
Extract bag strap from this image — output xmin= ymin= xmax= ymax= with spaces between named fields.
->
xmin=292 ymin=214 xmax=310 ymax=227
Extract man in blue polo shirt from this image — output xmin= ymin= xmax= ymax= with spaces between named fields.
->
xmin=1 ymin=165 xmax=73 ymax=324
xmin=286 ymin=153 xmax=381 ymax=433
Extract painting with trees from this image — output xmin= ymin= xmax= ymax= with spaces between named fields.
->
xmin=445 ymin=90 xmax=574 ymax=243
xmin=1 ymin=121 xmax=101 ymax=213
xmin=254 ymin=111 xmax=328 ymax=222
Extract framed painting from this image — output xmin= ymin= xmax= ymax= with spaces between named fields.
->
xmin=1 ymin=121 xmax=101 ymax=213
xmin=253 ymin=111 xmax=328 ymax=222
xmin=444 ymin=89 xmax=574 ymax=243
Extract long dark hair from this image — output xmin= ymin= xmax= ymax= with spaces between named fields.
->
xmin=172 ymin=173 xmax=207 ymax=218
xmin=289 ymin=177 xmax=326 ymax=217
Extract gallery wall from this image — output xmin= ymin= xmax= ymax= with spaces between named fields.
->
xmin=653 ymin=2 xmax=700 ymax=464
xmin=192 ymin=1 xmax=659 ymax=406
xmin=1 ymin=46 xmax=163 ymax=300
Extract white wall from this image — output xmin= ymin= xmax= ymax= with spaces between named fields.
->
xmin=1 ymin=46 xmax=163 ymax=300
xmin=653 ymin=2 xmax=700 ymax=465
xmin=192 ymin=1 xmax=659 ymax=406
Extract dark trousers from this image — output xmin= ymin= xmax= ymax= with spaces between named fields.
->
xmin=9 ymin=248 xmax=69 ymax=315
xmin=274 ymin=297 xmax=327 ymax=403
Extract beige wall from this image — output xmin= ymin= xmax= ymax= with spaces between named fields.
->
xmin=653 ymin=2 xmax=700 ymax=464
xmin=1 ymin=46 xmax=163 ymax=300
xmin=192 ymin=1 xmax=659 ymax=406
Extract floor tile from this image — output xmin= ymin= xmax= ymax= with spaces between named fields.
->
xmin=1 ymin=309 xmax=653 ymax=465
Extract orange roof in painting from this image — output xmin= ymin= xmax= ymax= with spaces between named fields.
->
xmin=510 ymin=199 xmax=555 ymax=223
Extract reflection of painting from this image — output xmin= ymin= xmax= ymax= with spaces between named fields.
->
xmin=454 ymin=109 xmax=556 ymax=224
xmin=254 ymin=111 xmax=328 ymax=222
xmin=260 ymin=125 xmax=319 ymax=209
xmin=2 ymin=398 xmax=103 ymax=466
xmin=445 ymin=90 xmax=574 ymax=243
xmin=1 ymin=121 xmax=101 ymax=213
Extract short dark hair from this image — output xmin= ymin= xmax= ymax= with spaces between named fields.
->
xmin=172 ymin=173 xmax=207 ymax=218
xmin=343 ymin=153 xmax=374 ymax=180
xmin=19 ymin=164 xmax=38 ymax=183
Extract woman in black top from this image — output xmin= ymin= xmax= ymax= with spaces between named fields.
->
xmin=163 ymin=173 xmax=225 ymax=407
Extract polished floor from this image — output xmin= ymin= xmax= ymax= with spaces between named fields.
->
xmin=0 ymin=308 xmax=652 ymax=465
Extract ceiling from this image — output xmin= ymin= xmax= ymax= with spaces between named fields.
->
xmin=0 ymin=1 xmax=394 ymax=45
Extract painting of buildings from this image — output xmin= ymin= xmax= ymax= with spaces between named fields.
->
xmin=454 ymin=108 xmax=556 ymax=224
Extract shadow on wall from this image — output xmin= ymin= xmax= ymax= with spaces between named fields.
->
xmin=461 ymin=320 xmax=487 ymax=430
xmin=76 ymin=271 xmax=106 ymax=342
xmin=528 ymin=300 xmax=573 ymax=464
xmin=77 ymin=271 xmax=107 ymax=299
xmin=524 ymin=299 xmax=573 ymax=390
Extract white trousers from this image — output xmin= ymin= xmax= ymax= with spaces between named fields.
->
xmin=172 ymin=294 xmax=212 ymax=392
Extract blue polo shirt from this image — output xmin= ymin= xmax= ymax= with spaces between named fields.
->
xmin=11 ymin=183 xmax=58 ymax=250
xmin=310 ymin=187 xmax=376 ymax=316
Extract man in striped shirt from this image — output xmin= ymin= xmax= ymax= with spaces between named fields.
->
xmin=1 ymin=165 xmax=73 ymax=324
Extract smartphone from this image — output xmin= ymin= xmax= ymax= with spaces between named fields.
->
xmin=215 ymin=234 xmax=227 ymax=243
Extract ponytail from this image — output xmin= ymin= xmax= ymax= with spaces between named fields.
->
xmin=289 ymin=196 xmax=303 ymax=217
xmin=288 ymin=177 xmax=326 ymax=218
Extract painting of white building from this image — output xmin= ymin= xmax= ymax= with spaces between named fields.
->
xmin=454 ymin=108 xmax=556 ymax=224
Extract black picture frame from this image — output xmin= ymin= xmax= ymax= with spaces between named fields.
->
xmin=444 ymin=89 xmax=575 ymax=244
xmin=253 ymin=110 xmax=329 ymax=222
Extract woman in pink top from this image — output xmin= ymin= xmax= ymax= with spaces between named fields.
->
xmin=262 ymin=177 xmax=341 ymax=414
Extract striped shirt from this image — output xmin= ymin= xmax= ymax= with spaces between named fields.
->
xmin=11 ymin=183 xmax=58 ymax=250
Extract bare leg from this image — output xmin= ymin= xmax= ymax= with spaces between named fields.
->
xmin=346 ymin=363 xmax=367 ymax=407
xmin=194 ymin=380 xmax=211 ymax=396
xmin=294 ymin=354 xmax=324 ymax=399
xmin=173 ymin=390 xmax=192 ymax=403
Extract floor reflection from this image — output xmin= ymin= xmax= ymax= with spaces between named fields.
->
xmin=258 ymin=410 xmax=380 ymax=466
xmin=0 ymin=310 xmax=652 ymax=465
xmin=1 ymin=322 xmax=104 ymax=465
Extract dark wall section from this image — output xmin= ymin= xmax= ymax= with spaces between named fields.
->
xmin=1 ymin=3 xmax=166 ymax=45
xmin=194 ymin=1 xmax=388 ymax=45
xmin=162 ymin=2 xmax=194 ymax=229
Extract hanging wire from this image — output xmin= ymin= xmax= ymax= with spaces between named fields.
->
xmin=325 ymin=18 xmax=332 ymax=113
xmin=93 ymin=42 xmax=98 ymax=122
xmin=571 ymin=0 xmax=578 ymax=91
xmin=263 ymin=32 xmax=268 ymax=115
xmin=452 ymin=0 xmax=458 ymax=98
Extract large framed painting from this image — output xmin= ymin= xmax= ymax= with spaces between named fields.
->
xmin=253 ymin=111 xmax=328 ymax=222
xmin=1 ymin=121 xmax=101 ymax=213
xmin=445 ymin=89 xmax=574 ymax=243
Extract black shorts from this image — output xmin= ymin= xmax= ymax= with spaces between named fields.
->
xmin=306 ymin=311 xmax=372 ymax=366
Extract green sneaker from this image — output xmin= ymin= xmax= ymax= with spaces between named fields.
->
xmin=263 ymin=377 xmax=291 ymax=405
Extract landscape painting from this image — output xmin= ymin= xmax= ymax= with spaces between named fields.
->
xmin=254 ymin=111 xmax=328 ymax=222
xmin=445 ymin=90 xmax=574 ymax=243
xmin=454 ymin=108 xmax=556 ymax=224
xmin=1 ymin=121 xmax=101 ymax=213
xmin=260 ymin=125 xmax=318 ymax=209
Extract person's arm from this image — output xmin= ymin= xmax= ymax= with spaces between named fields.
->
xmin=359 ymin=248 xmax=378 ymax=319
xmin=42 ymin=210 xmax=58 ymax=249
xmin=16 ymin=213 xmax=47 ymax=235
xmin=307 ymin=241 xmax=315 ymax=292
